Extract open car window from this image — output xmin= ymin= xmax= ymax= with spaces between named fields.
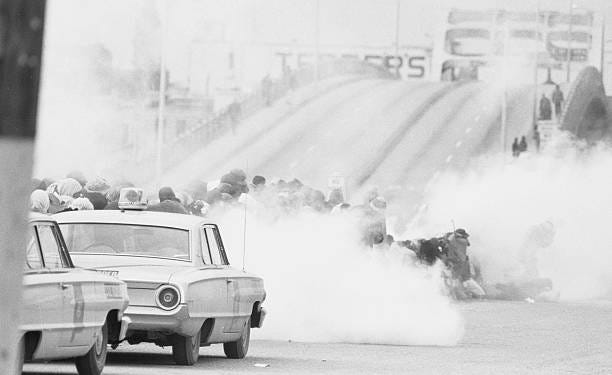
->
xmin=25 ymin=228 xmax=44 ymax=270
xmin=36 ymin=224 xmax=67 ymax=269
xmin=60 ymin=223 xmax=191 ymax=261
xmin=203 ymin=226 xmax=229 ymax=266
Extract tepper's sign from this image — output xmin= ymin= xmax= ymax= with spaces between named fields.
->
xmin=275 ymin=47 xmax=431 ymax=80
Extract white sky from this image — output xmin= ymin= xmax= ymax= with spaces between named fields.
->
xmin=45 ymin=0 xmax=611 ymax=79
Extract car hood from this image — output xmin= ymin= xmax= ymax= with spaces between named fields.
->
xmin=71 ymin=254 xmax=193 ymax=284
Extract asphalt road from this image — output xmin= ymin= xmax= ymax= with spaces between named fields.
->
xmin=24 ymin=300 xmax=612 ymax=375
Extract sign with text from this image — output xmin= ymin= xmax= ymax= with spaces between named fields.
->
xmin=275 ymin=47 xmax=432 ymax=80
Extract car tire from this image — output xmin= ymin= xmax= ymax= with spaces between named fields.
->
xmin=223 ymin=318 xmax=250 ymax=359
xmin=172 ymin=329 xmax=201 ymax=366
xmin=75 ymin=321 xmax=108 ymax=375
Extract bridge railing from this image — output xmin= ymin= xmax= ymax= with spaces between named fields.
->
xmin=119 ymin=58 xmax=395 ymax=182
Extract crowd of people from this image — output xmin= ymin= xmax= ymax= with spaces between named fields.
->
xmin=30 ymin=168 xmax=484 ymax=300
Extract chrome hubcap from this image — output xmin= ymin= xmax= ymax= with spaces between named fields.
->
xmin=192 ymin=336 xmax=199 ymax=357
xmin=94 ymin=328 xmax=104 ymax=356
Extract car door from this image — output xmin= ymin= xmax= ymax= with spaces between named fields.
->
xmin=25 ymin=222 xmax=71 ymax=358
xmin=33 ymin=222 xmax=85 ymax=348
xmin=21 ymin=227 xmax=46 ymax=339
xmin=203 ymin=225 xmax=247 ymax=333
xmin=202 ymin=225 xmax=238 ymax=332
xmin=52 ymin=222 xmax=107 ymax=348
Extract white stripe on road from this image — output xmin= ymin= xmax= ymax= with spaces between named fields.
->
xmin=445 ymin=155 xmax=454 ymax=163
xmin=465 ymin=127 xmax=472 ymax=134
xmin=455 ymin=140 xmax=463 ymax=148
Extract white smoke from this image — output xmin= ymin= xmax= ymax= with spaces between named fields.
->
xmin=406 ymin=135 xmax=612 ymax=301
xmin=215 ymin=208 xmax=464 ymax=346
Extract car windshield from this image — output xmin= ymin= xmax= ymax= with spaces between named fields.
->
xmin=60 ymin=223 xmax=190 ymax=261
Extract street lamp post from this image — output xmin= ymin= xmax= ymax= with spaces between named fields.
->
xmin=566 ymin=0 xmax=574 ymax=82
xmin=533 ymin=2 xmax=541 ymax=129
xmin=394 ymin=0 xmax=401 ymax=77
xmin=155 ymin=0 xmax=168 ymax=189
xmin=314 ymin=0 xmax=320 ymax=82
xmin=501 ymin=21 xmax=508 ymax=154
xmin=600 ymin=6 xmax=606 ymax=78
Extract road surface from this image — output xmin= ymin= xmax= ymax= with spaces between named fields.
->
xmin=164 ymin=77 xmax=534 ymax=205
xmin=24 ymin=300 xmax=612 ymax=374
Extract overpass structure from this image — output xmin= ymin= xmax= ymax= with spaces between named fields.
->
xmin=561 ymin=66 xmax=611 ymax=142
xmin=156 ymin=63 xmax=609 ymax=208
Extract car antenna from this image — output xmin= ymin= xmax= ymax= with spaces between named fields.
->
xmin=451 ymin=219 xmax=456 ymax=234
xmin=242 ymin=161 xmax=248 ymax=272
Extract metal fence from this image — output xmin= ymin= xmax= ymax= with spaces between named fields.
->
xmin=129 ymin=58 xmax=395 ymax=175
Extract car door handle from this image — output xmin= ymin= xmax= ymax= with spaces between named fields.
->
xmin=60 ymin=282 xmax=72 ymax=290
xmin=226 ymin=280 xmax=233 ymax=284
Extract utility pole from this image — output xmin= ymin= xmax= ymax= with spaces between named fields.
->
xmin=155 ymin=0 xmax=168 ymax=189
xmin=314 ymin=0 xmax=320 ymax=83
xmin=533 ymin=2 xmax=541 ymax=129
xmin=501 ymin=20 xmax=508 ymax=154
xmin=394 ymin=0 xmax=401 ymax=77
xmin=0 ymin=0 xmax=46 ymax=374
xmin=600 ymin=7 xmax=606 ymax=78
xmin=566 ymin=0 xmax=574 ymax=82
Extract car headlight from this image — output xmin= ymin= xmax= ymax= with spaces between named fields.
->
xmin=155 ymin=285 xmax=181 ymax=310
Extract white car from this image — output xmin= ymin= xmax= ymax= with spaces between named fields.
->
xmin=54 ymin=188 xmax=267 ymax=366
xmin=21 ymin=215 xmax=130 ymax=375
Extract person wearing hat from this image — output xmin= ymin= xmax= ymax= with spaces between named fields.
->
xmin=148 ymin=186 xmax=188 ymax=214
xmin=445 ymin=228 xmax=485 ymax=299
xmin=445 ymin=228 xmax=471 ymax=281
xmin=359 ymin=196 xmax=388 ymax=247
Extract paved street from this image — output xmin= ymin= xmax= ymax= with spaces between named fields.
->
xmin=24 ymin=300 xmax=612 ymax=375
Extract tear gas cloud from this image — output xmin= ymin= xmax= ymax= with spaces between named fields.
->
xmin=407 ymin=136 xmax=612 ymax=301
xmin=216 ymin=208 xmax=464 ymax=346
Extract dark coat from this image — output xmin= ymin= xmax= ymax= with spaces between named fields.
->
xmin=148 ymin=200 xmax=188 ymax=214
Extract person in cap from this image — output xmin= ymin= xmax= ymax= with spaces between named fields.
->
xmin=85 ymin=176 xmax=111 ymax=194
xmin=47 ymin=178 xmax=83 ymax=198
xmin=46 ymin=178 xmax=82 ymax=213
xmin=445 ymin=228 xmax=485 ymax=298
xmin=445 ymin=228 xmax=470 ymax=279
xmin=358 ymin=196 xmax=388 ymax=247
xmin=252 ymin=175 xmax=266 ymax=189
xmin=148 ymin=186 xmax=188 ymax=214
xmin=30 ymin=190 xmax=50 ymax=214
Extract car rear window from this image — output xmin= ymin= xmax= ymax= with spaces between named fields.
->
xmin=60 ymin=223 xmax=190 ymax=261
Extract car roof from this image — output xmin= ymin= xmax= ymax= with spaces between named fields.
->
xmin=29 ymin=213 xmax=57 ymax=223
xmin=52 ymin=210 xmax=217 ymax=230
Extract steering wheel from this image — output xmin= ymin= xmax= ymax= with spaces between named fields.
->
xmin=81 ymin=242 xmax=118 ymax=253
